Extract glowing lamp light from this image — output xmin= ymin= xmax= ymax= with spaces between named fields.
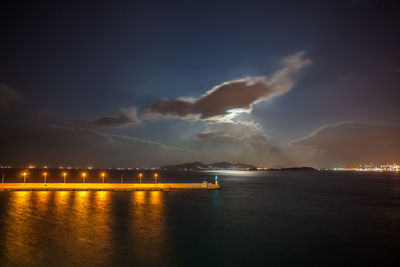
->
xmin=139 ymin=173 xmax=143 ymax=184
xmin=101 ymin=172 xmax=106 ymax=183
xmin=22 ymin=172 xmax=28 ymax=184
xmin=81 ymin=172 xmax=87 ymax=183
xmin=62 ymin=172 xmax=68 ymax=183
xmin=43 ymin=172 xmax=48 ymax=184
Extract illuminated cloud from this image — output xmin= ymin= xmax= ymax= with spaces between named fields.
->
xmin=197 ymin=121 xmax=270 ymax=147
xmin=193 ymin=121 xmax=292 ymax=166
xmin=292 ymin=122 xmax=400 ymax=167
xmin=0 ymin=83 xmax=21 ymax=110
xmin=90 ymin=106 xmax=141 ymax=127
xmin=146 ymin=51 xmax=311 ymax=121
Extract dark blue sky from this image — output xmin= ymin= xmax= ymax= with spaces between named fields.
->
xmin=1 ymin=0 xmax=399 ymax=167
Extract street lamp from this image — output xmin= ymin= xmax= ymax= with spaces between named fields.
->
xmin=62 ymin=172 xmax=67 ymax=183
xmin=22 ymin=172 xmax=28 ymax=184
xmin=43 ymin=172 xmax=48 ymax=184
xmin=81 ymin=172 xmax=87 ymax=183
xmin=139 ymin=173 xmax=143 ymax=184
xmin=154 ymin=173 xmax=158 ymax=184
xmin=101 ymin=172 xmax=106 ymax=183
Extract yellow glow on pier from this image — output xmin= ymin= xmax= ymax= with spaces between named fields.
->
xmin=0 ymin=182 xmax=220 ymax=191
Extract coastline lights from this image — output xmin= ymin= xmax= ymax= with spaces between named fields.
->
xmin=22 ymin=171 xmax=28 ymax=184
xmin=154 ymin=173 xmax=158 ymax=184
xmin=139 ymin=173 xmax=143 ymax=184
xmin=62 ymin=172 xmax=67 ymax=183
xmin=101 ymin=172 xmax=106 ymax=183
xmin=42 ymin=172 xmax=48 ymax=184
xmin=81 ymin=172 xmax=87 ymax=183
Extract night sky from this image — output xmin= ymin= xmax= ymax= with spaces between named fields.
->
xmin=1 ymin=0 xmax=399 ymax=168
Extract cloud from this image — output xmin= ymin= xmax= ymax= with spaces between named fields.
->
xmin=0 ymin=84 xmax=21 ymax=109
xmin=192 ymin=121 xmax=293 ymax=166
xmin=197 ymin=121 xmax=270 ymax=148
xmin=0 ymin=125 xmax=192 ymax=167
xmin=90 ymin=106 xmax=141 ymax=127
xmin=146 ymin=51 xmax=311 ymax=121
xmin=292 ymin=122 xmax=400 ymax=167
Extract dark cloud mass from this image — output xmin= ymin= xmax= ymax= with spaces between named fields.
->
xmin=293 ymin=122 xmax=400 ymax=167
xmin=0 ymin=84 xmax=21 ymax=109
xmin=90 ymin=107 xmax=141 ymax=127
xmin=147 ymin=52 xmax=311 ymax=120
xmin=149 ymin=78 xmax=272 ymax=120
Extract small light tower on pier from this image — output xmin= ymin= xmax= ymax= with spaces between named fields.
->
xmin=215 ymin=175 xmax=219 ymax=185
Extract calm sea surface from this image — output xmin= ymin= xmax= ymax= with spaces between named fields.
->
xmin=0 ymin=170 xmax=399 ymax=266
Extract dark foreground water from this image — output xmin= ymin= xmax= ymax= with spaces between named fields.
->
xmin=0 ymin=171 xmax=399 ymax=266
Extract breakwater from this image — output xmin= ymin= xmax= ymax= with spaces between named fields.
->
xmin=0 ymin=182 xmax=220 ymax=191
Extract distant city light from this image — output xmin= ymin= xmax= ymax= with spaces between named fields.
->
xmin=332 ymin=163 xmax=400 ymax=172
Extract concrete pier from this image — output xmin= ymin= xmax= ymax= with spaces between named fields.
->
xmin=0 ymin=183 xmax=220 ymax=191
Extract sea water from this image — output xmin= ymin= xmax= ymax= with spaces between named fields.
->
xmin=0 ymin=171 xmax=399 ymax=266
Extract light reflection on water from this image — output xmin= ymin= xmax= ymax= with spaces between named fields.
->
xmin=1 ymin=172 xmax=399 ymax=266
xmin=2 ymin=191 xmax=34 ymax=265
xmin=130 ymin=191 xmax=167 ymax=265
xmin=0 ymin=190 xmax=167 ymax=266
